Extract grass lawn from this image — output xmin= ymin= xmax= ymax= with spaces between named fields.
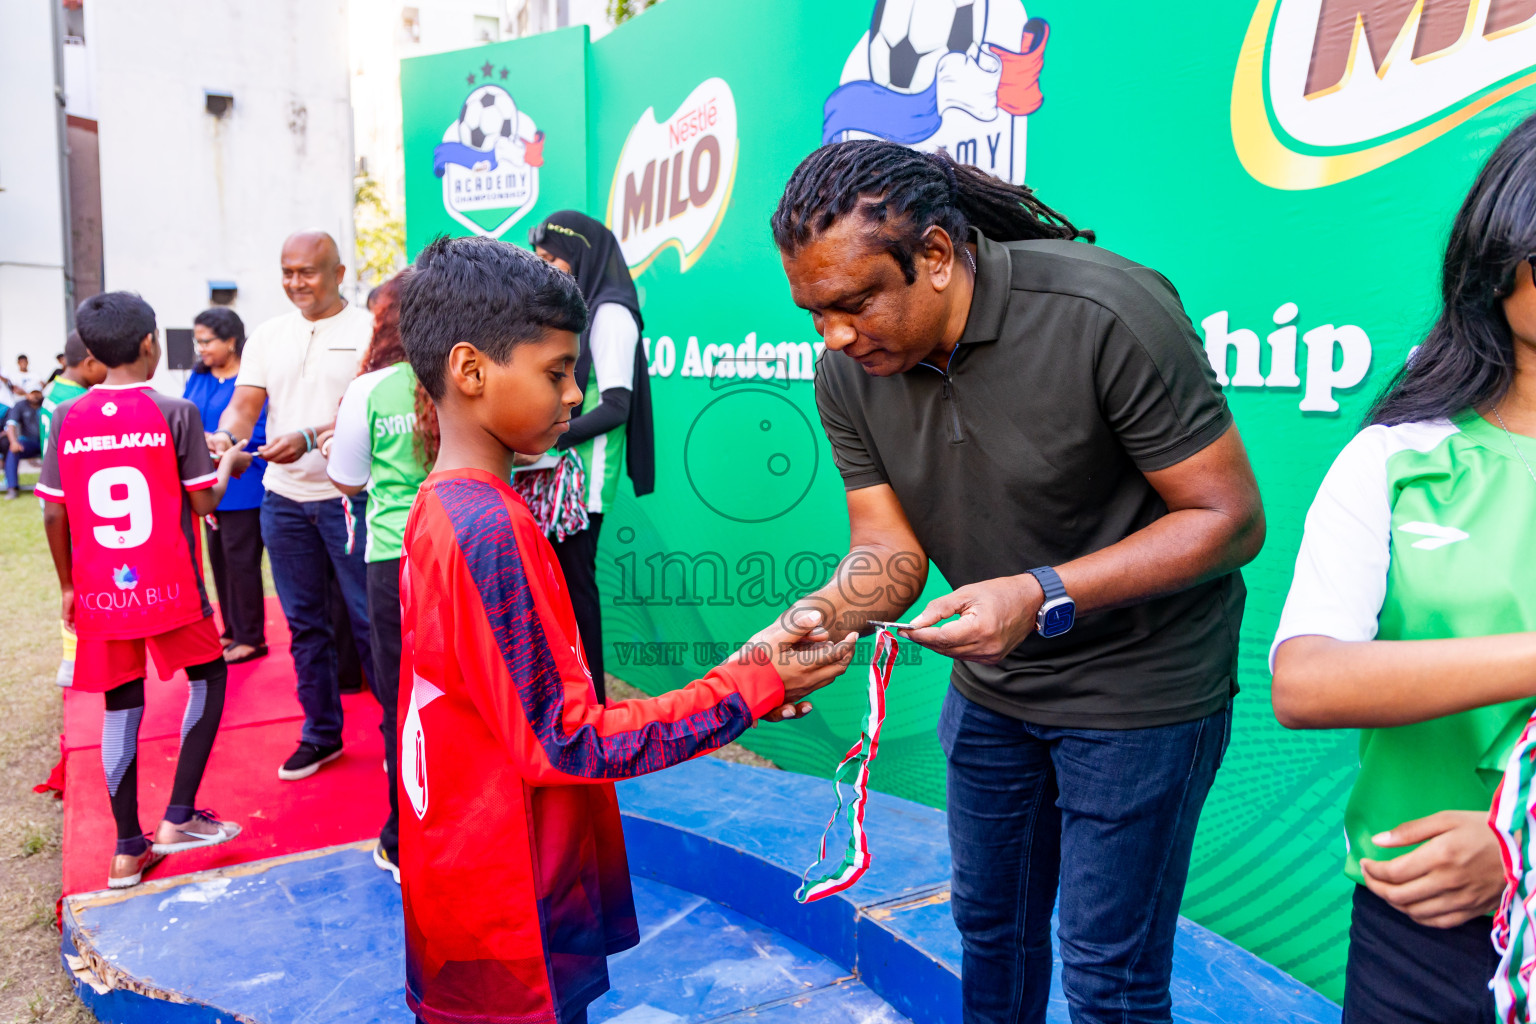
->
xmin=0 ymin=468 xmax=95 ymax=1023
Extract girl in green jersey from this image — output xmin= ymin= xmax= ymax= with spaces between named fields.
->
xmin=324 ymin=273 xmax=436 ymax=883
xmin=1272 ymin=114 xmax=1536 ymax=1023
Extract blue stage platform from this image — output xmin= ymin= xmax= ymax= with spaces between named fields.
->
xmin=61 ymin=759 xmax=1341 ymax=1023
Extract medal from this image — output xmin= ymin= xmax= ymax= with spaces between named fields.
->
xmin=1490 ymin=713 xmax=1536 ymax=1022
xmin=795 ymin=627 xmax=898 ymax=903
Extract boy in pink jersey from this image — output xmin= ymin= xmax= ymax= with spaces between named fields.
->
xmin=40 ymin=292 xmax=249 ymax=888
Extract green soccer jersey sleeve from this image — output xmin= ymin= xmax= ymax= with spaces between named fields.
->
xmin=1273 ymin=412 xmax=1536 ymax=884
xmin=40 ymin=378 xmax=87 ymax=452
xmin=568 ymin=302 xmax=639 ymax=515
xmin=329 ymin=362 xmax=429 ymax=562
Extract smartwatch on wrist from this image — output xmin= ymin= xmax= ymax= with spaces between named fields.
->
xmin=1026 ymin=566 xmax=1075 ymax=638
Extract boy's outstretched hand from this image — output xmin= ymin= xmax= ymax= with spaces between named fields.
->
xmin=215 ymin=439 xmax=250 ymax=480
xmin=734 ymin=622 xmax=858 ymax=723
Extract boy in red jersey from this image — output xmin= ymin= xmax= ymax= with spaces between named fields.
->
xmin=394 ymin=236 xmax=858 ymax=1024
xmin=40 ymin=292 xmax=250 ymax=888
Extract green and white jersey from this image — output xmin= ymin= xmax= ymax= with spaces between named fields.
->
xmin=1272 ymin=410 xmax=1536 ymax=884
xmin=40 ymin=377 xmax=87 ymax=452
xmin=568 ymin=302 xmax=638 ymax=514
xmin=328 ymin=361 xmax=429 ymax=562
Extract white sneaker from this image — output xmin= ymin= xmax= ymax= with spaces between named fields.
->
xmin=373 ymin=842 xmax=400 ymax=884
xmin=55 ymin=659 xmax=74 ymax=688
xmin=152 ymin=810 xmax=242 ymax=854
xmin=108 ymin=847 xmax=163 ymax=889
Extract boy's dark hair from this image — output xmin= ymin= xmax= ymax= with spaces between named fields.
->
xmin=63 ymin=331 xmax=90 ymax=367
xmin=76 ymin=292 xmax=157 ymax=368
xmin=399 ymin=235 xmax=587 ymax=400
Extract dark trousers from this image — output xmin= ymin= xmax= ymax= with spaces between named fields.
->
xmin=938 ymin=685 xmax=1231 ymax=1024
xmin=551 ymin=512 xmax=604 ymax=703
xmin=331 ymin=567 xmax=366 ymax=692
xmin=260 ymin=491 xmax=371 ymax=747
xmin=205 ymin=508 xmax=266 ymax=647
xmin=5 ymin=435 xmax=41 ymax=491
xmin=1343 ymin=884 xmax=1497 ymax=1023
xmin=367 ymin=558 xmax=401 ymax=861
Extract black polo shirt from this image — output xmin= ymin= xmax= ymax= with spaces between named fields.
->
xmin=815 ymin=231 xmax=1243 ymax=729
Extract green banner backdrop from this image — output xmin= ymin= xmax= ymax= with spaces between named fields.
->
xmin=403 ymin=1 xmax=1536 ymax=999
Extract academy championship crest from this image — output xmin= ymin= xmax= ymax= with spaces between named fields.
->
xmin=432 ymin=66 xmax=547 ymax=238
xmin=826 ymin=0 xmax=1050 ymax=185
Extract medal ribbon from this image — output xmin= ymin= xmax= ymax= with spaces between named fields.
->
xmin=1490 ymin=711 xmax=1536 ymax=1023
xmin=511 ymin=450 xmax=591 ymax=542
xmin=795 ymin=627 xmax=898 ymax=904
xmin=341 ymin=495 xmax=357 ymax=555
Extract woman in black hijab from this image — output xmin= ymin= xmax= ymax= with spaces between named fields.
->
xmin=529 ymin=211 xmax=654 ymax=701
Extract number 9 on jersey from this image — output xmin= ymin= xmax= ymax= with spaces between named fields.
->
xmin=88 ymin=466 xmax=153 ymax=549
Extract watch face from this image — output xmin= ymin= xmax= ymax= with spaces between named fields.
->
xmin=1039 ymin=601 xmax=1075 ymax=638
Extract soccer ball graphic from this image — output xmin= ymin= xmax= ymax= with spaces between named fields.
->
xmin=869 ymin=0 xmax=988 ymax=93
xmin=457 ymin=85 xmax=518 ymax=151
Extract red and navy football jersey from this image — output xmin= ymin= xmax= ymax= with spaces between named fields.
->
xmin=38 ymin=383 xmax=215 ymax=639
xmin=398 ymin=469 xmax=785 ymax=1024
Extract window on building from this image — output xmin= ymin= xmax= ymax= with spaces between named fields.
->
xmin=474 ymin=14 xmax=500 ymax=43
xmin=402 ymin=6 xmax=421 ymax=42
xmin=63 ymin=1 xmax=85 ymax=43
xmin=557 ymin=0 xmax=569 ymax=27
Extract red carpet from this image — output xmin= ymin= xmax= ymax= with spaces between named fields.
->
xmin=61 ymin=597 xmax=390 ymax=896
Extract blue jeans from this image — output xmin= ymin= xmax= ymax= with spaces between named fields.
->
xmin=260 ymin=491 xmax=371 ymax=746
xmin=938 ymin=686 xmax=1231 ymax=1024
xmin=5 ymin=435 xmax=41 ymax=491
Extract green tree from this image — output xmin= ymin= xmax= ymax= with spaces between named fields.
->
xmin=608 ymin=0 xmax=661 ymax=25
xmin=353 ymin=171 xmax=405 ymax=290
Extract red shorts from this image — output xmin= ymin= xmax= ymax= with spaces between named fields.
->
xmin=73 ymin=617 xmax=224 ymax=693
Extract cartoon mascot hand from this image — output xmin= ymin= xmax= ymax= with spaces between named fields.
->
xmin=522 ymin=130 xmax=546 ymax=168
xmin=988 ymin=18 xmax=1050 ymax=117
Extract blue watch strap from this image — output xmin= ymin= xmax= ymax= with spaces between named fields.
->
xmin=1027 ymin=566 xmax=1067 ymax=602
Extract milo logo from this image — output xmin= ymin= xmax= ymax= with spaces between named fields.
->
xmin=606 ymin=77 xmax=739 ymax=275
xmin=1233 ymin=0 xmax=1536 ymax=189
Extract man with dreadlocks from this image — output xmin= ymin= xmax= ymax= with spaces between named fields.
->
xmin=772 ymin=140 xmax=1266 ymax=1024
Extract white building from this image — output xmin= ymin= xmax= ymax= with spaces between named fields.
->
xmin=73 ymin=0 xmax=360 ymax=389
xmin=0 ymin=0 xmax=70 ymax=385
xmin=0 ymin=0 xmax=620 ymax=391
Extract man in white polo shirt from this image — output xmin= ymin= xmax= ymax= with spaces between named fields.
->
xmin=213 ymin=231 xmax=374 ymax=781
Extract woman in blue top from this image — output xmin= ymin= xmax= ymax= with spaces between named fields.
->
xmin=184 ymin=308 xmax=269 ymax=663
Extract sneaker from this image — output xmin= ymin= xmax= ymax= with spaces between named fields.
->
xmin=108 ymin=843 xmax=163 ymax=889
xmin=278 ymin=740 xmax=343 ymax=781
xmin=55 ymin=658 xmax=74 ymax=688
xmin=2 ymin=489 xmax=17 ymax=501
xmin=373 ymin=842 xmax=400 ymax=884
xmin=152 ymin=810 xmax=242 ymax=854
